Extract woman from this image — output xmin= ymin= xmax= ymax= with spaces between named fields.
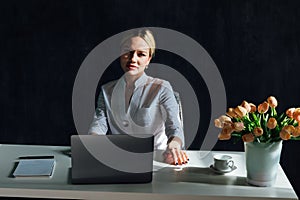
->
xmin=88 ymin=29 xmax=188 ymax=165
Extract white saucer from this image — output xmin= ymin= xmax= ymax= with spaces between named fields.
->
xmin=209 ymin=165 xmax=237 ymax=174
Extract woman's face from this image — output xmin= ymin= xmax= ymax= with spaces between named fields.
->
xmin=120 ymin=36 xmax=152 ymax=78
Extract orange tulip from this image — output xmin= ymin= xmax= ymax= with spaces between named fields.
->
xmin=241 ymin=100 xmax=251 ymax=113
xmin=267 ymin=96 xmax=278 ymax=108
xmin=222 ymin=123 xmax=234 ymax=135
xmin=226 ymin=108 xmax=238 ymax=118
xmin=257 ymin=101 xmax=269 ymax=114
xmin=280 ymin=130 xmax=291 ymax=140
xmin=253 ymin=127 xmax=263 ymax=137
xmin=293 ymin=108 xmax=300 ymax=122
xmin=234 ymin=106 xmax=248 ymax=118
xmin=282 ymin=125 xmax=295 ymax=135
xmin=249 ymin=103 xmax=257 ymax=113
xmin=286 ymin=108 xmax=295 ymax=118
xmin=267 ymin=117 xmax=277 ymax=129
xmin=218 ymin=132 xmax=231 ymax=140
xmin=219 ymin=115 xmax=231 ymax=123
xmin=214 ymin=115 xmax=231 ymax=128
xmin=214 ymin=119 xmax=222 ymax=128
xmin=218 ymin=123 xmax=233 ymax=140
xmin=242 ymin=133 xmax=255 ymax=142
xmin=292 ymin=126 xmax=300 ymax=137
xmin=233 ymin=122 xmax=245 ymax=132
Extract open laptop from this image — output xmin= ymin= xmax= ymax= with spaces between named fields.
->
xmin=71 ymin=134 xmax=154 ymax=184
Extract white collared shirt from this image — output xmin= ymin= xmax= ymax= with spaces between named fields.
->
xmin=88 ymin=73 xmax=184 ymax=150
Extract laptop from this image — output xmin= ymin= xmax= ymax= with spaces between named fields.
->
xmin=71 ymin=134 xmax=154 ymax=184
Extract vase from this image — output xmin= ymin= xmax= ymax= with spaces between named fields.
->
xmin=244 ymin=141 xmax=283 ymax=187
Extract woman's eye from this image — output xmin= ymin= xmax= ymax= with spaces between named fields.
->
xmin=138 ymin=53 xmax=147 ymax=57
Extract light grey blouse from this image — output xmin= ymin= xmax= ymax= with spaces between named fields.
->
xmin=88 ymin=73 xmax=184 ymax=150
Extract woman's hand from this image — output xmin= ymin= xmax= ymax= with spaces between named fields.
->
xmin=163 ymin=136 xmax=189 ymax=165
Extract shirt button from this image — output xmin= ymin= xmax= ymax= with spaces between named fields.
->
xmin=122 ymin=120 xmax=129 ymax=127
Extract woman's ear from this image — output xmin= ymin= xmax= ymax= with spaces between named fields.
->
xmin=147 ymin=55 xmax=152 ymax=64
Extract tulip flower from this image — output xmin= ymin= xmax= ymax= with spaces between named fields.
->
xmin=234 ymin=106 xmax=248 ymax=118
xmin=226 ymin=108 xmax=238 ymax=118
xmin=218 ymin=123 xmax=233 ymax=140
xmin=253 ymin=127 xmax=263 ymax=137
xmin=218 ymin=133 xmax=231 ymax=140
xmin=222 ymin=123 xmax=234 ymax=134
xmin=257 ymin=101 xmax=269 ymax=114
xmin=267 ymin=96 xmax=278 ymax=108
xmin=218 ymin=132 xmax=231 ymax=140
xmin=234 ymin=122 xmax=245 ymax=132
xmin=267 ymin=118 xmax=277 ymax=129
xmin=249 ymin=103 xmax=257 ymax=113
xmin=292 ymin=126 xmax=300 ymax=137
xmin=214 ymin=115 xmax=231 ymax=128
xmin=214 ymin=119 xmax=223 ymax=128
xmin=293 ymin=108 xmax=300 ymax=122
xmin=280 ymin=130 xmax=291 ymax=140
xmin=286 ymin=108 xmax=295 ymax=118
xmin=282 ymin=125 xmax=295 ymax=135
xmin=241 ymin=100 xmax=251 ymax=113
xmin=242 ymin=133 xmax=255 ymax=142
xmin=219 ymin=115 xmax=232 ymax=124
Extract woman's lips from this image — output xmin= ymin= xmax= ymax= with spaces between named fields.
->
xmin=127 ymin=64 xmax=138 ymax=70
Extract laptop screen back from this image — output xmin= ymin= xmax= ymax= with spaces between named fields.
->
xmin=71 ymin=134 xmax=154 ymax=184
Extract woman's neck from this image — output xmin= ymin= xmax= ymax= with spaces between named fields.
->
xmin=124 ymin=73 xmax=143 ymax=86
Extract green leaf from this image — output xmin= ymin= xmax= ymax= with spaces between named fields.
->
xmin=291 ymin=136 xmax=300 ymax=140
xmin=258 ymin=114 xmax=262 ymax=127
xmin=232 ymin=133 xmax=242 ymax=137
xmin=277 ymin=113 xmax=285 ymax=123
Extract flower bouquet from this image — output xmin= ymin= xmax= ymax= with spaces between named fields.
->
xmin=214 ymin=96 xmax=300 ymax=143
xmin=214 ymin=96 xmax=300 ymax=186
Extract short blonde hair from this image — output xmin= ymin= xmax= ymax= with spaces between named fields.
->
xmin=120 ymin=29 xmax=156 ymax=57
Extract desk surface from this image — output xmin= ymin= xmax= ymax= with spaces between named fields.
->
xmin=0 ymin=144 xmax=298 ymax=200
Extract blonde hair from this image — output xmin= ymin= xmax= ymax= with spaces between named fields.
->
xmin=120 ymin=29 xmax=156 ymax=57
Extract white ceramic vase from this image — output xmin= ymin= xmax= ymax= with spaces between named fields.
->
xmin=244 ymin=141 xmax=283 ymax=187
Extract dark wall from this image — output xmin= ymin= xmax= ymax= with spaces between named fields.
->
xmin=1 ymin=0 xmax=300 ymax=195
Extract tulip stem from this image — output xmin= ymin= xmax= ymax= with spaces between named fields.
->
xmin=256 ymin=138 xmax=261 ymax=143
xmin=291 ymin=137 xmax=300 ymax=140
xmin=258 ymin=114 xmax=262 ymax=127
xmin=271 ymin=107 xmax=277 ymax=117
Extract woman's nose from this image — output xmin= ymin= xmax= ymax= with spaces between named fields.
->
xmin=130 ymin=51 xmax=138 ymax=62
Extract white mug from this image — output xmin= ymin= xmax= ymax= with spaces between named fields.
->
xmin=213 ymin=155 xmax=234 ymax=171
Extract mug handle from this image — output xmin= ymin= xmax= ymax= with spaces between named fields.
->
xmin=227 ymin=160 xmax=234 ymax=169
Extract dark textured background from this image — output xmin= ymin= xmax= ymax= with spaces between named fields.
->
xmin=1 ymin=0 xmax=300 ymax=197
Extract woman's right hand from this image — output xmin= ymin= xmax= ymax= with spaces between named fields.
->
xmin=163 ymin=137 xmax=189 ymax=165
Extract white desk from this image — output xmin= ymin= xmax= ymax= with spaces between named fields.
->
xmin=0 ymin=144 xmax=298 ymax=200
